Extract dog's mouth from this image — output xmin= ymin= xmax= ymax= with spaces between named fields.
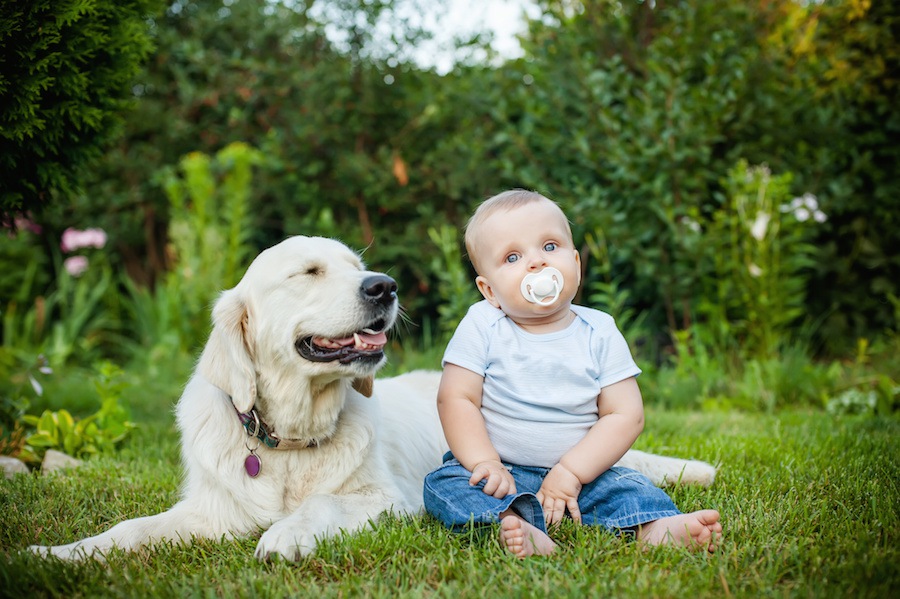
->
xmin=295 ymin=319 xmax=389 ymax=364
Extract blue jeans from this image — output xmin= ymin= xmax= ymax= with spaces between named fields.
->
xmin=423 ymin=454 xmax=680 ymax=536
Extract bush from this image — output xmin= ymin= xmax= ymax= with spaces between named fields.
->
xmin=0 ymin=0 xmax=163 ymax=219
xmin=18 ymin=361 xmax=135 ymax=464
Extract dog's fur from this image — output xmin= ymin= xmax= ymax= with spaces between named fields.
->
xmin=31 ymin=236 xmax=715 ymax=561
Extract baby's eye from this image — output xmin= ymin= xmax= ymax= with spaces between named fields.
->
xmin=543 ymin=242 xmax=558 ymax=252
xmin=505 ymin=254 xmax=520 ymax=264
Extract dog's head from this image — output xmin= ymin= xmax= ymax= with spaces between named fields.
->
xmin=198 ymin=236 xmax=397 ymax=414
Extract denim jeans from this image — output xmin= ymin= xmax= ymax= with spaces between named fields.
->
xmin=423 ymin=453 xmax=681 ymax=536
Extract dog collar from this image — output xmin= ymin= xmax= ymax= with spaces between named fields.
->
xmin=223 ymin=392 xmax=321 ymax=478
xmin=235 ymin=408 xmax=319 ymax=451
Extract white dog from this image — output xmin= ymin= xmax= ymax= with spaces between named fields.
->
xmin=31 ymin=236 xmax=715 ymax=561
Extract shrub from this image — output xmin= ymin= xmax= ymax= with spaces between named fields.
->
xmin=0 ymin=0 xmax=164 ymax=220
xmin=18 ymin=361 xmax=135 ymax=464
xmin=696 ymin=160 xmax=825 ymax=359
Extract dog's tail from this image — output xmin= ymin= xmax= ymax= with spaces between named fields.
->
xmin=615 ymin=449 xmax=717 ymax=487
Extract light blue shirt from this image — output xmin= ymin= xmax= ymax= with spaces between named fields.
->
xmin=443 ymin=300 xmax=641 ymax=468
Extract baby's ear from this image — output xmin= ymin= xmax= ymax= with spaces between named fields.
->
xmin=574 ymin=249 xmax=582 ymax=285
xmin=476 ymin=276 xmax=500 ymax=308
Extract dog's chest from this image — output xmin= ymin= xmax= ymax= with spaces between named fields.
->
xmin=252 ymin=414 xmax=377 ymax=512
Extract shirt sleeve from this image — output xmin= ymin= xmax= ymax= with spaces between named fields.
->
xmin=441 ymin=302 xmax=494 ymax=377
xmin=577 ymin=306 xmax=642 ymax=388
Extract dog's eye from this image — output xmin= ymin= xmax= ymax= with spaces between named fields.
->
xmin=304 ymin=265 xmax=323 ymax=276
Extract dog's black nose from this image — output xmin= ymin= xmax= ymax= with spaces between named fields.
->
xmin=361 ymin=274 xmax=398 ymax=306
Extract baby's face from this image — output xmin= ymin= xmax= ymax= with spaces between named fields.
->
xmin=472 ymin=201 xmax=581 ymax=327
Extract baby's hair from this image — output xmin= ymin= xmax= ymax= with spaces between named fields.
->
xmin=464 ymin=189 xmax=571 ymax=273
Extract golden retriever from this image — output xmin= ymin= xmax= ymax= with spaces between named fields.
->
xmin=31 ymin=236 xmax=715 ymax=560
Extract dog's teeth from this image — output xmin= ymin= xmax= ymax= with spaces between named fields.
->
xmin=362 ymin=328 xmax=378 ymax=335
xmin=353 ymin=333 xmax=363 ymax=349
xmin=315 ymin=337 xmax=341 ymax=349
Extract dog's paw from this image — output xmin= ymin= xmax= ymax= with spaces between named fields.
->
xmin=29 ymin=542 xmax=93 ymax=561
xmin=28 ymin=545 xmax=52 ymax=557
xmin=254 ymin=521 xmax=318 ymax=561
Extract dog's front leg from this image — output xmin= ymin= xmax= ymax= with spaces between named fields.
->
xmin=29 ymin=500 xmax=234 ymax=560
xmin=255 ymin=491 xmax=396 ymax=561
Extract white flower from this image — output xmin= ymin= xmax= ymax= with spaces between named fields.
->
xmin=785 ymin=193 xmax=826 ymax=223
xmin=802 ymin=193 xmax=819 ymax=211
xmin=750 ymin=212 xmax=770 ymax=241
xmin=748 ymin=263 xmax=763 ymax=277
xmin=681 ymin=217 xmax=701 ymax=233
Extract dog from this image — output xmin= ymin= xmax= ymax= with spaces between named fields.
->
xmin=31 ymin=236 xmax=715 ymax=561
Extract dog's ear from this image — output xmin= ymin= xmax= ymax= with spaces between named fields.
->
xmin=352 ymin=376 xmax=374 ymax=398
xmin=198 ymin=287 xmax=257 ymax=413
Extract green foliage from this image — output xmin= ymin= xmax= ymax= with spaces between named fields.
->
xmin=695 ymin=160 xmax=822 ymax=359
xmin=1 ymin=225 xmax=117 ymax=372
xmin=825 ymin=338 xmax=900 ymax=417
xmin=0 ymin=352 xmax=48 ymax=457
xmin=64 ymin=0 xmax=455 ymax=318
xmin=797 ymin=0 xmax=900 ymax=347
xmin=149 ymin=142 xmax=261 ymax=352
xmin=1 ymin=245 xmax=115 ymax=368
xmin=468 ymin=0 xmax=898 ymax=349
xmin=0 ymin=222 xmax=50 ymax=306
xmin=22 ymin=0 xmax=891 ymax=357
xmin=583 ymin=229 xmax=650 ymax=356
xmin=1 ymin=0 xmax=896 ymax=420
xmin=19 ymin=361 xmax=135 ymax=464
xmin=427 ymin=225 xmax=479 ymax=341
xmin=0 ymin=0 xmax=165 ymax=219
xmin=43 ymin=259 xmax=114 ymax=367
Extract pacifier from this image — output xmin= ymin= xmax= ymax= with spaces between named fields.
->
xmin=520 ymin=267 xmax=564 ymax=305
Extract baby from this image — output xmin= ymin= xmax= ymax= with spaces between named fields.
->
xmin=423 ymin=189 xmax=722 ymax=557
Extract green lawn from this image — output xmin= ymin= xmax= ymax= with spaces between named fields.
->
xmin=1 ymin=383 xmax=898 ymax=598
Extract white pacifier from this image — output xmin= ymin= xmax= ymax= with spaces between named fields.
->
xmin=520 ymin=267 xmax=564 ymax=305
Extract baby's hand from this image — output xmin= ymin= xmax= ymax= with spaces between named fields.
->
xmin=469 ymin=460 xmax=517 ymax=498
xmin=537 ymin=463 xmax=583 ymax=526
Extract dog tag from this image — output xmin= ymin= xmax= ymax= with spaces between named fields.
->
xmin=244 ymin=453 xmax=261 ymax=477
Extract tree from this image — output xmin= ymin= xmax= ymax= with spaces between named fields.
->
xmin=0 ymin=0 xmax=163 ymax=223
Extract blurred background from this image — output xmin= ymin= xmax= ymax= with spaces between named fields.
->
xmin=1 ymin=1 xmax=898 ymax=462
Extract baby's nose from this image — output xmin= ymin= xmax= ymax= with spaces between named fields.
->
xmin=527 ymin=254 xmax=547 ymax=269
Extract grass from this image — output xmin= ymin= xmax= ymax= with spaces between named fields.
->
xmin=1 ymin=368 xmax=898 ymax=598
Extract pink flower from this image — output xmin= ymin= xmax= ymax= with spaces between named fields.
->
xmin=64 ymin=256 xmax=89 ymax=277
xmin=61 ymin=227 xmax=107 ymax=253
xmin=14 ymin=216 xmax=43 ymax=234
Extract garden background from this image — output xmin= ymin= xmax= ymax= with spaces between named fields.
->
xmin=1 ymin=1 xmax=898 ymax=597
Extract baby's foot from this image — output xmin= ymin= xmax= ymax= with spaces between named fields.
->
xmin=637 ymin=510 xmax=722 ymax=552
xmin=499 ymin=514 xmax=557 ymax=558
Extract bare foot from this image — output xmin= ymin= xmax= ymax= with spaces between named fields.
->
xmin=499 ymin=514 xmax=557 ymax=558
xmin=637 ymin=510 xmax=722 ymax=552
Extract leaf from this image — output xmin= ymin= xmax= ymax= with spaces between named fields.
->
xmin=36 ymin=411 xmax=58 ymax=438
xmin=63 ymin=431 xmax=79 ymax=456
xmin=56 ymin=409 xmax=75 ymax=437
xmin=24 ymin=432 xmax=57 ymax=448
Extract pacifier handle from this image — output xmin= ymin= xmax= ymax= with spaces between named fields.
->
xmin=520 ymin=267 xmax=564 ymax=305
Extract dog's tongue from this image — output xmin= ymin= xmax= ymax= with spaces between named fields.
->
xmin=356 ymin=331 xmax=387 ymax=347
